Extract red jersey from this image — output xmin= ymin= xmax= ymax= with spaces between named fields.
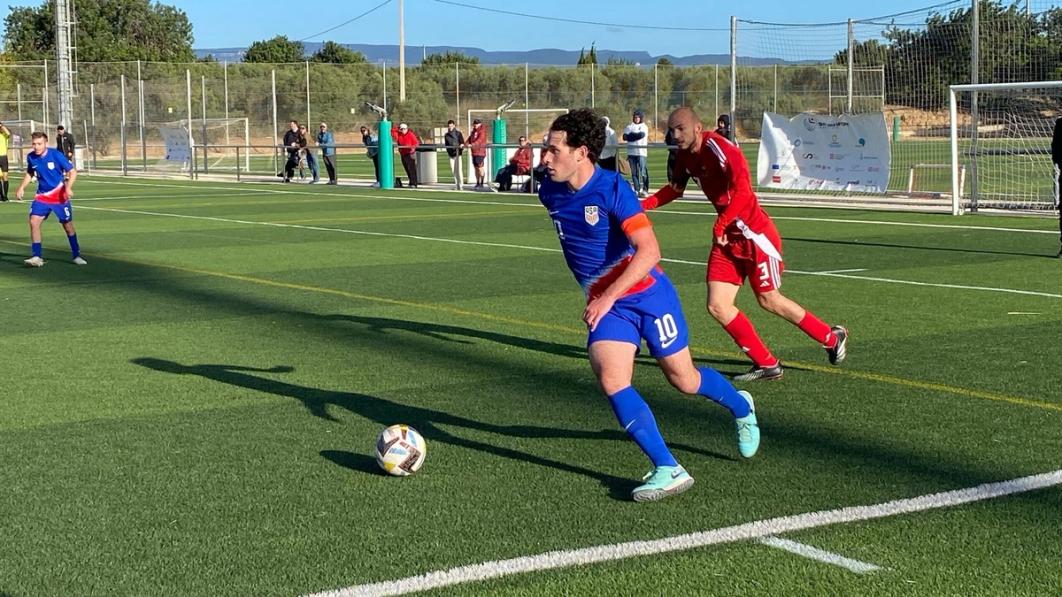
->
xmin=391 ymin=129 xmax=420 ymax=156
xmin=466 ymin=125 xmax=488 ymax=157
xmin=673 ymin=130 xmax=773 ymax=240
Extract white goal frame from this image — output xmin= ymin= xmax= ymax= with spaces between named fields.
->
xmin=949 ymin=80 xmax=1062 ymax=215
xmin=159 ymin=117 xmax=251 ymax=171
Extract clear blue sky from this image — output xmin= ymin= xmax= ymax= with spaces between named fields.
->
xmin=0 ymin=0 xmax=963 ymax=56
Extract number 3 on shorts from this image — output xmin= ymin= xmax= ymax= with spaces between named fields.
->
xmin=757 ymin=261 xmax=770 ymax=282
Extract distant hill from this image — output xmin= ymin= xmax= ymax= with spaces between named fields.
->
xmin=194 ymin=42 xmax=815 ymax=66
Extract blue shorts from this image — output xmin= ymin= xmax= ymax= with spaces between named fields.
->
xmin=30 ymin=200 xmax=73 ymax=223
xmin=587 ymin=275 xmax=690 ymax=358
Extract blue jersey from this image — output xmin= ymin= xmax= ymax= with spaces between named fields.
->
xmin=539 ymin=167 xmax=661 ymax=299
xmin=26 ymin=148 xmax=74 ymax=201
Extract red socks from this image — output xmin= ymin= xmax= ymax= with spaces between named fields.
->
xmin=797 ymin=311 xmax=836 ymax=347
xmin=723 ymin=312 xmax=778 ymax=367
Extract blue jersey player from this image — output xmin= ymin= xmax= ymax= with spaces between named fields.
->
xmin=538 ymin=109 xmax=760 ymax=502
xmin=15 ymin=131 xmax=84 ymax=267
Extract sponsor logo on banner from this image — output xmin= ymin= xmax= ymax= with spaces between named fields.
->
xmin=803 ymin=153 xmax=815 ymax=160
xmin=772 ymin=176 xmax=782 ymax=183
xmin=829 ymin=153 xmax=845 ymax=160
xmin=584 ymin=206 xmax=599 ymax=225
xmin=829 ymin=135 xmax=842 ymax=148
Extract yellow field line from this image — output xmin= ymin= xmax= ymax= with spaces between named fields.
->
xmin=7 ymin=237 xmax=1053 ymax=414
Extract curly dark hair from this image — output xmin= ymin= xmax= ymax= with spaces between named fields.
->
xmin=548 ymin=108 xmax=605 ymax=163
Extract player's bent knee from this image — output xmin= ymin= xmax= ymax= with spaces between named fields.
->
xmin=707 ymin=301 xmax=736 ymax=322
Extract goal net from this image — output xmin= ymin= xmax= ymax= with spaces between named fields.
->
xmin=949 ymin=81 xmax=1061 ymax=213
xmin=2 ymin=119 xmax=42 ymax=165
xmin=152 ymin=117 xmax=251 ymax=171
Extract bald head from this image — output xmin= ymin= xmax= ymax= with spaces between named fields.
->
xmin=667 ymin=106 xmax=704 ymax=152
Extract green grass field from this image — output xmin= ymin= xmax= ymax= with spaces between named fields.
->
xmin=2 ymin=177 xmax=1061 ymax=596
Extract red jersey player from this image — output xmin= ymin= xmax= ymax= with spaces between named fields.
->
xmin=642 ymin=107 xmax=848 ymax=381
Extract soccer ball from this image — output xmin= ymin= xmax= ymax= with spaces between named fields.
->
xmin=375 ymin=424 xmax=427 ymax=476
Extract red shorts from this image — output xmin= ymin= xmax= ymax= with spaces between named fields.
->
xmin=706 ymin=226 xmax=784 ymax=294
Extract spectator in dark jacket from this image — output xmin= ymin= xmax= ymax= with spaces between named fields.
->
xmin=494 ymin=135 xmax=532 ymax=191
xmin=444 ymin=120 xmax=465 ymax=190
xmin=391 ymin=123 xmax=420 ymax=188
xmin=715 ymin=114 xmax=734 ymax=143
xmin=664 ymin=128 xmax=678 ymax=183
xmin=280 ymin=120 xmax=301 ymax=182
xmin=56 ymin=125 xmax=75 ymax=166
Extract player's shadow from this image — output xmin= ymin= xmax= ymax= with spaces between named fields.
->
xmin=318 ymin=313 xmax=588 ymax=361
xmin=787 ymin=236 xmax=1053 ymax=259
xmin=320 ymin=312 xmax=752 ymax=370
xmin=131 ymin=358 xmax=732 ymax=501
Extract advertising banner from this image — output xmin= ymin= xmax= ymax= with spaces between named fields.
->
xmin=757 ymin=112 xmax=890 ymax=193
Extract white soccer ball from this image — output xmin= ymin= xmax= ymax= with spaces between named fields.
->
xmin=375 ymin=424 xmax=427 ymax=476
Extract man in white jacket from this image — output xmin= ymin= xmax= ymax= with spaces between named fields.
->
xmin=623 ymin=109 xmax=649 ymax=197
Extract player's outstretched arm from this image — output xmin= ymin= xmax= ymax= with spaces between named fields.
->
xmin=641 ymin=169 xmax=690 ymax=211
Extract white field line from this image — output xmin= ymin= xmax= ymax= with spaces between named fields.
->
xmin=75 ymin=206 xmax=1062 ymax=301
xmin=74 ymin=178 xmax=1057 ymax=235
xmin=810 ymin=268 xmax=868 ymax=275
xmin=304 ymin=470 xmax=1062 ymax=597
xmin=759 ymin=536 xmax=883 ymax=574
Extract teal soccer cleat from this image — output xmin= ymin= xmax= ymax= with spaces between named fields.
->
xmin=632 ymin=465 xmax=694 ymax=502
xmin=736 ymin=390 xmax=760 ymax=458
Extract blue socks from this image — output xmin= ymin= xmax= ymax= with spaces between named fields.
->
xmin=31 ymin=242 xmax=42 ymax=258
xmin=67 ymin=234 xmax=79 ymax=258
xmin=608 ymin=386 xmax=677 ymax=467
xmin=697 ymin=367 xmax=751 ymax=418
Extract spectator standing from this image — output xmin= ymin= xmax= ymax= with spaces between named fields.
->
xmin=392 ymin=123 xmax=420 ymax=188
xmin=317 ymin=122 xmax=337 ymax=185
xmin=599 ymin=116 xmax=618 ymax=171
xmin=0 ymin=122 xmax=10 ymax=201
xmin=623 ymin=109 xmax=649 ymax=197
xmin=664 ymin=127 xmax=678 ymax=184
xmin=299 ymin=124 xmax=319 ymax=183
xmin=444 ymin=119 xmax=465 ymax=190
xmin=466 ymin=119 xmax=488 ymax=189
xmin=281 ymin=120 xmax=301 ymax=182
xmin=715 ymin=114 xmax=734 ymax=143
xmin=56 ymin=125 xmax=75 ymax=166
xmin=360 ymin=125 xmax=380 ymax=187
xmin=494 ymin=135 xmax=532 ymax=191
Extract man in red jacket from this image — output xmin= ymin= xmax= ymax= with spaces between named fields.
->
xmin=392 ymin=123 xmax=420 ymax=188
xmin=494 ymin=135 xmax=532 ymax=191
xmin=641 ymin=107 xmax=848 ymax=382
xmin=465 ymin=119 xmax=488 ymax=189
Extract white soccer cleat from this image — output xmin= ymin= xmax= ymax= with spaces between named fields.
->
xmin=24 ymin=256 xmax=45 ymax=267
xmin=72 ymin=256 xmax=88 ymax=265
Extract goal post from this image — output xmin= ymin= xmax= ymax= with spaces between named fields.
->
xmin=950 ymin=80 xmax=1062 ymax=215
xmin=152 ymin=117 xmax=251 ymax=171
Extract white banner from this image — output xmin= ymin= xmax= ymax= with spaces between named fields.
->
xmin=757 ymin=112 xmax=890 ymax=193
xmin=158 ymin=126 xmax=192 ymax=165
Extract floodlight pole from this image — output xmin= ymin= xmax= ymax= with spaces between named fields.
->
xmin=55 ymin=0 xmax=74 ymax=131
xmin=399 ymin=0 xmax=406 ymax=102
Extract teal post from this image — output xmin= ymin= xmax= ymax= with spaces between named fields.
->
xmin=892 ymin=116 xmax=901 ymax=143
xmin=379 ymin=119 xmax=394 ymax=189
xmin=492 ymin=118 xmax=507 ymax=180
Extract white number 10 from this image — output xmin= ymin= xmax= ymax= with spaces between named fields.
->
xmin=653 ymin=313 xmax=678 ymax=344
